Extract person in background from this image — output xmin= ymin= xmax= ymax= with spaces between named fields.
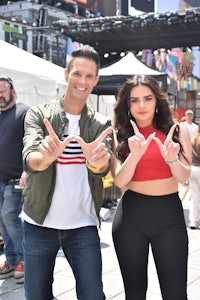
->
xmin=22 ymin=45 xmax=112 ymax=300
xmin=181 ymin=115 xmax=186 ymax=123
xmin=184 ymin=109 xmax=198 ymax=140
xmin=189 ymin=123 xmax=200 ymax=229
xmin=0 ymin=76 xmax=29 ymax=283
xmin=112 ymin=75 xmax=191 ymax=300
xmin=184 ymin=109 xmax=198 ymax=197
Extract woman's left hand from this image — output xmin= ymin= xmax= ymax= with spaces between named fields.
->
xmin=153 ymin=124 xmax=180 ymax=162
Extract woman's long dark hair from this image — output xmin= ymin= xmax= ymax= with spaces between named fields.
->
xmin=114 ymin=75 xmax=183 ymax=162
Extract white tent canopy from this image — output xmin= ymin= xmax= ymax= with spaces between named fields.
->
xmin=92 ymin=52 xmax=167 ymax=95
xmin=0 ymin=40 xmax=66 ymax=106
xmin=99 ymin=52 xmax=163 ymax=76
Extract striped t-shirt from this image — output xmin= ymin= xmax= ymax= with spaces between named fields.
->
xmin=23 ymin=112 xmax=98 ymax=229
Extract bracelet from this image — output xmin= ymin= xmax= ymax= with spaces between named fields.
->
xmin=86 ymin=161 xmax=105 ymax=172
xmin=165 ymin=156 xmax=179 ymax=165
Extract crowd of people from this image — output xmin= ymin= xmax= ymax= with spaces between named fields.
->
xmin=0 ymin=45 xmax=199 ymax=300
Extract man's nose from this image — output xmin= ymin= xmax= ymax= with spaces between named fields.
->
xmin=78 ymin=76 xmax=87 ymax=84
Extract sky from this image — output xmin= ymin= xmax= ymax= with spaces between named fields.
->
xmin=156 ymin=0 xmax=180 ymax=13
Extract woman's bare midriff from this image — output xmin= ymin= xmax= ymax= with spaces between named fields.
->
xmin=124 ymin=177 xmax=179 ymax=196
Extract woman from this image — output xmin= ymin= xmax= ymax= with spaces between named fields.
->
xmin=189 ymin=123 xmax=200 ymax=229
xmin=112 ymin=75 xmax=191 ymax=300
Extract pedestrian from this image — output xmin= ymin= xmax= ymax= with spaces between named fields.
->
xmin=22 ymin=45 xmax=113 ymax=300
xmin=189 ymin=123 xmax=200 ymax=229
xmin=184 ymin=109 xmax=198 ymax=140
xmin=111 ymin=75 xmax=191 ymax=300
xmin=0 ymin=76 xmax=29 ymax=283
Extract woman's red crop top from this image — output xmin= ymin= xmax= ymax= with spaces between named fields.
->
xmin=129 ymin=125 xmax=173 ymax=181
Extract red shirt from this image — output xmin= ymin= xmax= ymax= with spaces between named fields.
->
xmin=130 ymin=125 xmax=172 ymax=181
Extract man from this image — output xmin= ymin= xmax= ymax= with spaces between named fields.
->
xmin=22 ymin=45 xmax=113 ymax=300
xmin=0 ymin=76 xmax=29 ymax=283
xmin=185 ymin=109 xmax=198 ymax=140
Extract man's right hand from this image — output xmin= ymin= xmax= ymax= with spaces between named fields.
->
xmin=28 ymin=119 xmax=74 ymax=171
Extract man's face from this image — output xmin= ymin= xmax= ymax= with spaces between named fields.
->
xmin=186 ymin=113 xmax=193 ymax=123
xmin=65 ymin=57 xmax=99 ymax=102
xmin=0 ymin=81 xmax=14 ymax=110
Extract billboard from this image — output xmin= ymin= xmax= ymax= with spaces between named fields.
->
xmin=0 ymin=20 xmax=68 ymax=68
xmin=0 ymin=20 xmax=32 ymax=52
xmin=122 ymin=0 xmax=155 ymax=16
xmin=130 ymin=0 xmax=155 ymax=13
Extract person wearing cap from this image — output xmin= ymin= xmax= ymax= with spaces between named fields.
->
xmin=184 ymin=109 xmax=198 ymax=140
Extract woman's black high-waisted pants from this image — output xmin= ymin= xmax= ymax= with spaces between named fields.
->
xmin=112 ymin=190 xmax=188 ymax=300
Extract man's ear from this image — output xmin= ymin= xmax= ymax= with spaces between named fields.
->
xmin=64 ymin=68 xmax=68 ymax=81
xmin=12 ymin=88 xmax=17 ymax=99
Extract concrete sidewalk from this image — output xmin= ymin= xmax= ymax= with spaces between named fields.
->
xmin=0 ymin=187 xmax=200 ymax=299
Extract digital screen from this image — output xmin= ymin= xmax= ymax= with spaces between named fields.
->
xmin=130 ymin=0 xmax=154 ymax=13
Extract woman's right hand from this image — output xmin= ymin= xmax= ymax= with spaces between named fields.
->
xmin=112 ymin=121 xmax=155 ymax=189
xmin=128 ymin=120 xmax=155 ymax=159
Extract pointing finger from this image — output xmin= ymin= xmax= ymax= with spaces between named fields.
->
xmin=93 ymin=126 xmax=113 ymax=145
xmin=74 ymin=136 xmax=85 ymax=149
xmin=166 ymin=124 xmax=178 ymax=140
xmin=43 ymin=119 xmax=58 ymax=139
xmin=130 ymin=120 xmax=145 ymax=139
xmin=62 ymin=135 xmax=75 ymax=148
xmin=130 ymin=120 xmax=139 ymax=135
xmin=146 ymin=132 xmax=156 ymax=146
xmin=75 ymin=126 xmax=113 ymax=149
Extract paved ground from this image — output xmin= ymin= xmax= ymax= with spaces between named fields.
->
xmin=0 ymin=185 xmax=199 ymax=299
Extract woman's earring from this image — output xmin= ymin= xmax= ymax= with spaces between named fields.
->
xmin=155 ymin=107 xmax=158 ymax=114
xmin=128 ymin=110 xmax=130 ymax=117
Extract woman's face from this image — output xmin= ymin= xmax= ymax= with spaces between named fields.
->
xmin=129 ymin=85 xmax=157 ymax=128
